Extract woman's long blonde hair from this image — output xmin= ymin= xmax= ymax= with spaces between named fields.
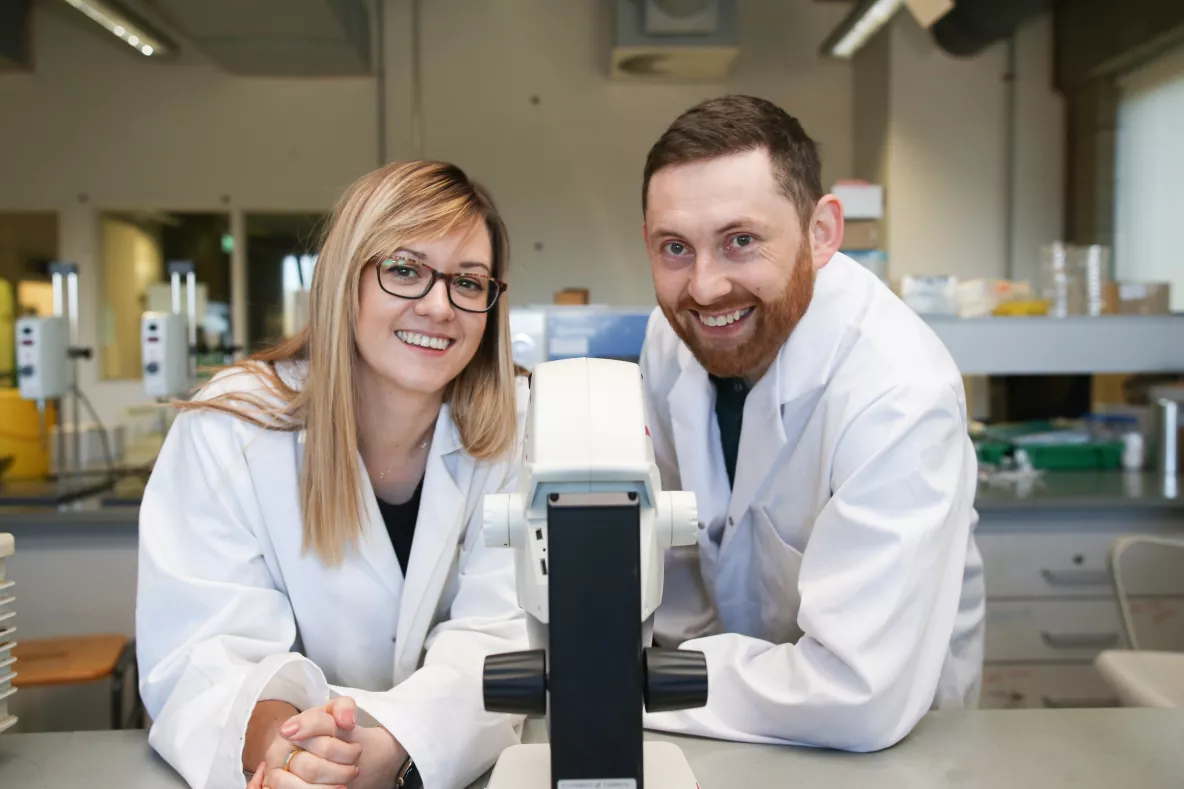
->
xmin=180 ymin=161 xmax=518 ymax=565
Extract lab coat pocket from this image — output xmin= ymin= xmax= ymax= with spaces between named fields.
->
xmin=751 ymin=508 xmax=805 ymax=646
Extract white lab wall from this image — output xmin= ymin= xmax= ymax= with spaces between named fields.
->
xmin=853 ymin=13 xmax=1063 ymax=282
xmin=1115 ymin=42 xmax=1184 ymax=309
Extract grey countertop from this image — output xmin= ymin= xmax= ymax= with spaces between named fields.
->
xmin=975 ymin=470 xmax=1182 ymax=511
xmin=1 ymin=709 xmax=1182 ymax=788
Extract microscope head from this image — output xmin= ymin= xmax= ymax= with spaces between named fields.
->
xmin=482 ymin=357 xmax=698 ymax=629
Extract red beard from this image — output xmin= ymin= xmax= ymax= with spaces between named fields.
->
xmin=660 ymin=242 xmax=815 ymax=380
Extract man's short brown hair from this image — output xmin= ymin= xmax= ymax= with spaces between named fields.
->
xmin=642 ymin=95 xmax=823 ymax=226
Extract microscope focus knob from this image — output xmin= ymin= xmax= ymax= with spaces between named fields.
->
xmin=483 ymin=649 xmax=547 ymax=716
xmin=656 ymin=491 xmax=699 ymax=549
xmin=643 ymin=647 xmax=708 ymax=713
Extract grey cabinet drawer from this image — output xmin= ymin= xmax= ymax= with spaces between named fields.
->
xmin=986 ymin=600 xmax=1125 ymax=662
xmin=978 ymin=531 xmax=1184 ymax=598
xmin=986 ymin=598 xmax=1184 ymax=661
xmin=980 ymin=664 xmax=1119 ymax=709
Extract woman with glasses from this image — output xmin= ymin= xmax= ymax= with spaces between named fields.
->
xmin=136 ymin=161 xmax=527 ymax=789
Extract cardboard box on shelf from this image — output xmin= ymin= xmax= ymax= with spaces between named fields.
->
xmin=832 ymin=181 xmax=884 ymax=220
xmin=840 ymin=220 xmax=881 ymax=251
xmin=1112 ymin=282 xmax=1170 ymax=315
xmin=554 ymin=288 xmax=589 ymax=305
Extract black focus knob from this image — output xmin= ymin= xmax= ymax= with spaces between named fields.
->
xmin=145 ymin=362 xmax=160 ymax=375
xmin=643 ymin=647 xmax=708 ymax=713
xmin=18 ymin=366 xmax=34 ymax=378
xmin=484 ymin=649 xmax=547 ymax=716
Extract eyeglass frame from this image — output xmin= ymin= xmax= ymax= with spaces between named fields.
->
xmin=370 ymin=254 xmax=508 ymax=314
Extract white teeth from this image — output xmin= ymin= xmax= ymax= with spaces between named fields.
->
xmin=396 ymin=331 xmax=453 ymax=350
xmin=697 ymin=308 xmax=752 ymax=327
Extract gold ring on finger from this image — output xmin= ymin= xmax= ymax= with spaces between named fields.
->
xmin=282 ymin=748 xmax=303 ymax=772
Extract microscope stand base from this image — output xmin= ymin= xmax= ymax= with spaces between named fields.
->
xmin=485 ymin=741 xmax=699 ymax=789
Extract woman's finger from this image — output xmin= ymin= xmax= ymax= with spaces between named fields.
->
xmin=294 ymin=735 xmax=363 ymax=766
xmin=247 ymin=762 xmax=267 ymax=789
xmin=279 ymin=708 xmax=339 ymax=741
xmin=265 ymin=766 xmax=347 ymax=789
xmin=286 ymin=749 xmax=360 ymax=786
xmin=324 ymin=696 xmax=358 ymax=731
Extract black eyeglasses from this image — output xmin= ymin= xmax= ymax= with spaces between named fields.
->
xmin=372 ymin=254 xmax=507 ymax=314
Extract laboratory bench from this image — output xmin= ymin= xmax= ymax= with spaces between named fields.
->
xmin=0 ymin=709 xmax=1181 ymax=788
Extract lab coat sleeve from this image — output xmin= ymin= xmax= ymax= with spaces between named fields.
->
xmin=137 ymin=411 xmax=331 ymax=789
xmin=644 ymin=382 xmax=978 ymax=752
xmin=342 ymin=391 xmax=531 ymax=789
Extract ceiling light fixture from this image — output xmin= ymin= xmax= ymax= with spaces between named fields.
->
xmin=821 ymin=0 xmax=905 ymax=59
xmin=58 ymin=0 xmax=173 ymax=58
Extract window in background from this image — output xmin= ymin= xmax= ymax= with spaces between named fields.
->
xmin=1115 ymin=42 xmax=1184 ymax=311
xmin=245 ymin=213 xmax=326 ymax=352
xmin=0 ymin=212 xmax=58 ymax=388
xmin=100 ymin=212 xmax=232 ymax=380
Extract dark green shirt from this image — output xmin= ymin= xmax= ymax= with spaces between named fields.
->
xmin=710 ymin=375 xmax=751 ymax=489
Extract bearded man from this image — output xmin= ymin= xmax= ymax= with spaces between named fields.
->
xmin=638 ymin=95 xmax=986 ymax=751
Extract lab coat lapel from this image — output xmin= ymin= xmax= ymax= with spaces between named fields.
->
xmin=667 ymin=345 xmax=730 ymax=544
xmin=392 ymin=406 xmax=467 ymax=682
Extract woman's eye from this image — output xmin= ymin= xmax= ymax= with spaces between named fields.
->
xmin=383 ymin=259 xmax=420 ymax=278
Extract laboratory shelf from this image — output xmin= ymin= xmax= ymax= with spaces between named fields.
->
xmin=924 ymin=314 xmax=1184 ymax=375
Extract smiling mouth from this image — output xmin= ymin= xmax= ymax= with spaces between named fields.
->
xmin=396 ymin=330 xmax=455 ymax=351
xmin=694 ymin=307 xmax=754 ymax=328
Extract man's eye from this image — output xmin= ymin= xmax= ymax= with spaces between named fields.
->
xmin=731 ymin=235 xmax=754 ymax=248
xmin=663 ymin=241 xmax=688 ymax=256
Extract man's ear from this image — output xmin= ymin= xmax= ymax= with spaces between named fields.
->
xmin=808 ymin=195 xmax=844 ymax=271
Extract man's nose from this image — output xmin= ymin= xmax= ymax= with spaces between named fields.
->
xmin=687 ymin=257 xmax=732 ymax=306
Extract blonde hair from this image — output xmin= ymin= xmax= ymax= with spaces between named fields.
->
xmin=180 ymin=161 xmax=518 ymax=565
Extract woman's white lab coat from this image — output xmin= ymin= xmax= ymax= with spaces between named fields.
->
xmin=639 ymin=253 xmax=986 ymax=752
xmin=136 ymin=364 xmax=529 ymax=789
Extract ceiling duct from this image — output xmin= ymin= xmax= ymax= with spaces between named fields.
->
xmin=611 ymin=0 xmax=739 ymax=82
xmin=153 ymin=0 xmax=370 ymax=76
xmin=0 ymin=0 xmax=33 ymax=71
xmin=930 ymin=0 xmax=1052 ymax=57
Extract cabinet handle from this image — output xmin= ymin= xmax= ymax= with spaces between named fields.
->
xmin=1040 ymin=631 xmax=1120 ymax=649
xmin=1040 ymin=568 xmax=1110 ymax=587
xmin=1041 ymin=696 xmax=1121 ymax=709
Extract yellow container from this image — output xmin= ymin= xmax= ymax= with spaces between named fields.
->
xmin=0 ymin=389 xmax=57 ymax=479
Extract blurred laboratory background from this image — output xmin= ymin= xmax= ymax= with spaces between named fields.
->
xmin=1 ymin=0 xmax=1184 ymax=736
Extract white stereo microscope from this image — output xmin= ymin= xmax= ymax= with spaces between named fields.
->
xmin=481 ymin=357 xmax=708 ymax=789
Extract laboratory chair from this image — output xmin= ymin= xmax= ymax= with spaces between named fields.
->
xmin=11 ymin=635 xmax=142 ymax=730
xmin=1095 ymin=534 xmax=1184 ymax=707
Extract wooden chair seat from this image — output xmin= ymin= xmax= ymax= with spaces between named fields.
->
xmin=12 ymin=635 xmax=127 ymax=687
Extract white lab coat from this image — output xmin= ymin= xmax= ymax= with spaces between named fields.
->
xmin=640 ymin=253 xmax=986 ymax=752
xmin=136 ymin=363 xmax=530 ymax=789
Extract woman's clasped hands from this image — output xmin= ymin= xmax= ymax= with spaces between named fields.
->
xmin=247 ymin=697 xmax=407 ymax=789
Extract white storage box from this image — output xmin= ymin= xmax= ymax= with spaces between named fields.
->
xmin=0 ymin=533 xmax=15 ymax=734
